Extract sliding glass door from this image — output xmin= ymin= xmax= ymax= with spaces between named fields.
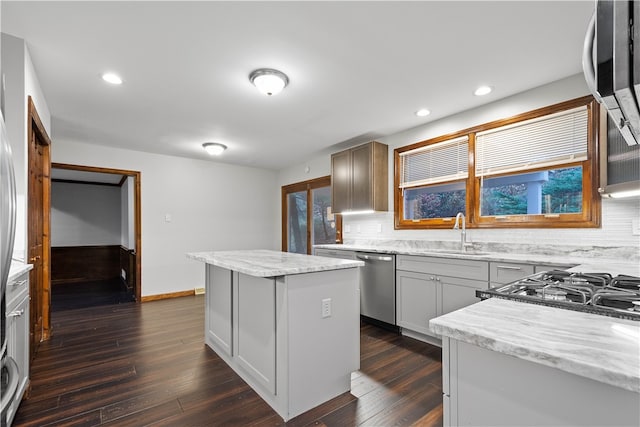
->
xmin=287 ymin=190 xmax=308 ymax=254
xmin=282 ymin=176 xmax=341 ymax=254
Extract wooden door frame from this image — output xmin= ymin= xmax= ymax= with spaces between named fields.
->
xmin=51 ymin=162 xmax=142 ymax=303
xmin=27 ymin=96 xmax=51 ymax=341
xmin=281 ymin=175 xmax=342 ymax=253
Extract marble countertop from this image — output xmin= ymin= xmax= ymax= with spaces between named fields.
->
xmin=187 ymin=249 xmax=364 ymax=277
xmin=314 ymin=243 xmax=640 ymax=277
xmin=8 ymin=261 xmax=32 ymax=283
xmin=429 ymin=298 xmax=640 ymax=393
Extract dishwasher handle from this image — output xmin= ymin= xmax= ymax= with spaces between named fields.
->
xmin=356 ymin=254 xmax=394 ymax=262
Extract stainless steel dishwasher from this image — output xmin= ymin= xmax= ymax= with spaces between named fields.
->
xmin=355 ymin=252 xmax=396 ymax=327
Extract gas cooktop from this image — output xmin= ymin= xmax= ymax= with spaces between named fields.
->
xmin=477 ymin=270 xmax=640 ymax=321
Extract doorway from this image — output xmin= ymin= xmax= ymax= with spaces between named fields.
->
xmin=49 ymin=164 xmax=142 ymax=310
xmin=281 ymin=176 xmax=342 ymax=254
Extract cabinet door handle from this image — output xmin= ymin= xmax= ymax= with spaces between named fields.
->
xmin=9 ymin=280 xmax=26 ymax=287
xmin=496 ymin=265 xmax=522 ymax=271
xmin=8 ymin=309 xmax=25 ymax=317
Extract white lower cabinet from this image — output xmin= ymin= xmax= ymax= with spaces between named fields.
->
xmin=204 ymin=265 xmax=360 ymax=421
xmin=489 ymin=261 xmax=574 ymax=287
xmin=6 ymin=271 xmax=30 ymax=427
xmin=205 ymin=265 xmax=233 ymax=356
xmin=396 ymin=255 xmax=488 ymax=343
xmin=396 ymin=270 xmax=437 ymax=336
xmin=440 ymin=275 xmax=486 ymax=315
xmin=489 ymin=261 xmax=534 ymax=286
xmin=235 ymin=273 xmax=276 ymax=395
xmin=442 ymin=337 xmax=640 ymax=427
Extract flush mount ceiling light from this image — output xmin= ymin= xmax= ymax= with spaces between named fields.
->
xmin=249 ymin=68 xmax=289 ymax=96
xmin=102 ymin=72 xmax=123 ymax=85
xmin=202 ymin=142 xmax=227 ymax=156
xmin=474 ymin=85 xmax=493 ymax=96
xmin=415 ymin=108 xmax=431 ymax=117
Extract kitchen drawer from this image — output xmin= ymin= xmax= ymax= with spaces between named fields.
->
xmin=396 ymin=255 xmax=488 ymax=281
xmin=489 ymin=262 xmax=534 ymax=285
xmin=7 ymin=271 xmax=29 ymax=310
xmin=534 ymin=264 xmax=573 ymax=273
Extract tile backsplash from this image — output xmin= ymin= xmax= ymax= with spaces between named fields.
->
xmin=343 ymin=198 xmax=640 ymax=250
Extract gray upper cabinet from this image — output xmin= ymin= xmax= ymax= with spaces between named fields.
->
xmin=331 ymin=141 xmax=388 ymax=213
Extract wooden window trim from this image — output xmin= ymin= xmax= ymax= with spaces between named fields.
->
xmin=281 ymin=175 xmax=343 ymax=253
xmin=394 ymin=95 xmax=601 ymax=230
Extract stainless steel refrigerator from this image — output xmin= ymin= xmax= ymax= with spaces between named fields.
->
xmin=0 ymin=109 xmax=18 ymax=427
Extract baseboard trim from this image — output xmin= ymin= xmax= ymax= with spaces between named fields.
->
xmin=141 ymin=290 xmax=195 ymax=302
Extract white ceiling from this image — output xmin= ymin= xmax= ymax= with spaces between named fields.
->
xmin=2 ymin=1 xmax=595 ymax=171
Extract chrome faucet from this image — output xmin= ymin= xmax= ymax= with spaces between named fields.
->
xmin=453 ymin=212 xmax=470 ymax=252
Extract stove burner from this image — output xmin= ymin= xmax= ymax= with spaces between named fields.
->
xmin=480 ymin=271 xmax=640 ymax=321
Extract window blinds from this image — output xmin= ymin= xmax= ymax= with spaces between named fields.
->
xmin=399 ymin=136 xmax=469 ymax=188
xmin=475 ymin=106 xmax=588 ymax=177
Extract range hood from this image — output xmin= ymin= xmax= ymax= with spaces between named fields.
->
xmin=599 ymin=112 xmax=640 ymax=198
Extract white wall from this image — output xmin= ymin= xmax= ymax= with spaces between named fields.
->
xmin=277 ymin=74 xmax=640 ymax=250
xmin=52 ymin=140 xmax=278 ymax=297
xmin=51 ymin=181 xmax=121 ymax=247
xmin=1 ymin=33 xmax=51 ymax=260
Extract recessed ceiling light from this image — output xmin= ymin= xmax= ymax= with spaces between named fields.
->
xmin=415 ymin=109 xmax=431 ymax=117
xmin=202 ymin=142 xmax=227 ymax=156
xmin=249 ymin=68 xmax=289 ymax=96
xmin=474 ymin=85 xmax=492 ymax=96
xmin=102 ymin=73 xmax=123 ymax=85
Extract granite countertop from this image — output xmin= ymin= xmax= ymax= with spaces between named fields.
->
xmin=314 ymin=243 xmax=640 ymax=277
xmin=187 ymin=249 xmax=364 ymax=277
xmin=9 ymin=261 xmax=33 ymax=283
xmin=429 ymin=298 xmax=640 ymax=393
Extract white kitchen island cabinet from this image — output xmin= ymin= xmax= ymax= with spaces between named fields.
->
xmin=430 ymin=298 xmax=640 ymax=427
xmin=187 ymin=249 xmax=363 ymax=422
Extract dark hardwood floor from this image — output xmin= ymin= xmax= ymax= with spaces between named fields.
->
xmin=51 ymin=278 xmax=136 ymax=312
xmin=13 ymin=296 xmax=443 ymax=426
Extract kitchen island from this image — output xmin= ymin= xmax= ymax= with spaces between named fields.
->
xmin=186 ymin=249 xmax=363 ymax=421
xmin=430 ymin=298 xmax=640 ymax=427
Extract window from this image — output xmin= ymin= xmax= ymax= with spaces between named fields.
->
xmin=394 ymin=96 xmax=601 ymax=229
xmin=282 ymin=176 xmax=342 ymax=254
xmin=399 ymin=135 xmax=468 ymax=222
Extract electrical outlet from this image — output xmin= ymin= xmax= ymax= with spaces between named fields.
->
xmin=165 ymin=213 xmax=172 ymax=223
xmin=321 ymin=298 xmax=331 ymax=318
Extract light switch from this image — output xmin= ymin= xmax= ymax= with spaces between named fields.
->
xmin=165 ymin=214 xmax=172 ymax=223
xmin=327 ymin=207 xmax=334 ymax=221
